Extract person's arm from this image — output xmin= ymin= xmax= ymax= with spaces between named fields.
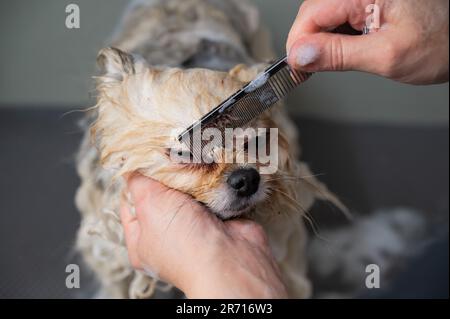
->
xmin=286 ymin=0 xmax=449 ymax=85
xmin=120 ymin=175 xmax=288 ymax=299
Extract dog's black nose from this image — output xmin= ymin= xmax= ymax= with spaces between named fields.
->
xmin=227 ymin=168 xmax=260 ymax=197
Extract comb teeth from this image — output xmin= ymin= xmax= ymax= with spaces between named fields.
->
xmin=178 ymin=56 xmax=312 ymax=162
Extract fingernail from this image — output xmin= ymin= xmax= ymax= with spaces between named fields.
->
xmin=294 ymin=44 xmax=319 ymax=67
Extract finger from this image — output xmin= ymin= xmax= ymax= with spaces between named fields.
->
xmin=127 ymin=174 xmax=162 ymax=208
xmin=126 ymin=175 xmax=169 ymax=220
xmin=286 ymin=0 xmax=371 ymax=53
xmin=120 ymin=196 xmax=142 ymax=270
xmin=287 ymin=31 xmax=390 ymax=73
xmin=128 ymin=174 xmax=209 ymax=213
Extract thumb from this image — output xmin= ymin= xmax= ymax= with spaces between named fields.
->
xmin=288 ymin=32 xmax=388 ymax=74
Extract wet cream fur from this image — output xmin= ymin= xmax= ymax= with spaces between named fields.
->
xmin=75 ymin=0 xmax=343 ymax=299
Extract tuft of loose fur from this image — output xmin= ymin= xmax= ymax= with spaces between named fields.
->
xmin=308 ymin=207 xmax=430 ymax=298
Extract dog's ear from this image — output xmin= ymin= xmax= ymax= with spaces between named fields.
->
xmin=96 ymin=47 xmax=146 ymax=82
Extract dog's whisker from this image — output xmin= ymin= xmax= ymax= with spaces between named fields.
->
xmin=267 ymin=172 xmax=352 ymax=221
xmin=59 ymin=108 xmax=91 ymax=120
xmin=301 ymin=178 xmax=352 ymax=221
xmin=301 ymin=213 xmax=324 ymax=240
xmin=269 ymin=188 xmax=307 ymax=214
xmin=269 ymin=187 xmax=327 ymax=240
xmin=303 ymin=211 xmax=331 ymax=244
xmin=264 ymin=173 xmax=327 ymax=184
xmin=275 ymin=172 xmax=326 ymax=179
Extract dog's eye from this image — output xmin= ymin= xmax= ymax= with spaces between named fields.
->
xmin=243 ymin=131 xmax=270 ymax=152
xmin=167 ymin=149 xmax=193 ymax=163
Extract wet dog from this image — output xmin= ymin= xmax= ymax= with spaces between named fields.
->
xmin=75 ymin=0 xmax=342 ymax=298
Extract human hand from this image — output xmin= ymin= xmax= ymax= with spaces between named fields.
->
xmin=286 ymin=0 xmax=449 ymax=85
xmin=120 ymin=175 xmax=288 ymax=298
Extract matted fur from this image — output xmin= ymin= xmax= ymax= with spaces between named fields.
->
xmin=75 ymin=0 xmax=343 ymax=298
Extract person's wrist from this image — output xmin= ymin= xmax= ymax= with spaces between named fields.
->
xmin=184 ymin=258 xmax=288 ymax=299
xmin=169 ymin=221 xmax=229 ymax=296
xmin=180 ymin=235 xmax=288 ymax=299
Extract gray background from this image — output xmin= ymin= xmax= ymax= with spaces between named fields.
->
xmin=0 ymin=0 xmax=448 ymax=125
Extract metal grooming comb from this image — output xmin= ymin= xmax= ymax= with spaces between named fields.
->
xmin=177 ymin=55 xmax=311 ymax=161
